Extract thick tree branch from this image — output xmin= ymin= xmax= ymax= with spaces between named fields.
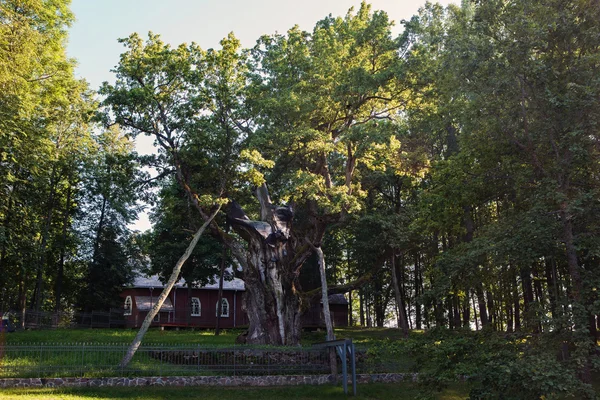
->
xmin=303 ymin=248 xmax=393 ymax=304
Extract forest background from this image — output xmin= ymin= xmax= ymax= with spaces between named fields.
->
xmin=1 ymin=0 xmax=600 ymax=397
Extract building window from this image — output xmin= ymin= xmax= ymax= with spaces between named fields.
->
xmin=216 ymin=298 xmax=229 ymax=317
xmin=124 ymin=296 xmax=132 ymax=316
xmin=191 ymin=297 xmax=201 ymax=316
xmin=153 ymin=312 xmax=160 ymax=323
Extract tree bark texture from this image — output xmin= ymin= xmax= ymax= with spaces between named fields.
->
xmin=227 ymin=185 xmax=302 ymax=345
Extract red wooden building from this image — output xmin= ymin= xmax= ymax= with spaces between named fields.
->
xmin=121 ymin=274 xmax=348 ymax=329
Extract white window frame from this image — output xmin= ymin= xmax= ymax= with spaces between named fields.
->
xmin=216 ymin=298 xmax=229 ymax=317
xmin=124 ymin=296 xmax=132 ymax=316
xmin=191 ymin=297 xmax=201 ymax=316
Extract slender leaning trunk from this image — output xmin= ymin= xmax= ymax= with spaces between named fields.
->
xmin=120 ymin=206 xmax=219 ymax=368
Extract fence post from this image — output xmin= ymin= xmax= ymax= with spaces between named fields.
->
xmin=81 ymin=343 xmax=85 ymax=377
xmin=38 ymin=344 xmax=43 ymax=378
xmin=351 ymin=342 xmax=357 ymax=396
xmin=159 ymin=345 xmax=162 ymax=377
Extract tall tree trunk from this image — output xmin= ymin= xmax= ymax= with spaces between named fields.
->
xmin=447 ymin=297 xmax=454 ymax=330
xmin=545 ymin=258 xmax=558 ymax=320
xmin=120 ymin=206 xmax=219 ymax=368
xmin=81 ymin=194 xmax=108 ymax=312
xmin=462 ymin=292 xmax=471 ymax=328
xmin=373 ymin=276 xmax=386 ymax=328
xmin=92 ymin=195 xmax=107 ymax=265
xmin=472 ymin=293 xmax=479 ymax=331
xmin=313 ymin=244 xmax=337 ymax=378
xmin=348 ymin=290 xmax=353 ymax=326
xmin=227 ymin=185 xmax=302 ymax=345
xmin=561 ymin=205 xmax=583 ymax=304
xmin=453 ymin=295 xmax=461 ymax=329
xmin=55 ymin=183 xmax=72 ymax=312
xmin=398 ymin=256 xmax=410 ymax=329
xmin=520 ymin=265 xmax=535 ymax=330
xmin=486 ymin=290 xmax=494 ymax=328
xmin=533 ymin=267 xmax=544 ymax=333
xmin=0 ymin=183 xmax=16 ymax=311
xmin=359 ymin=290 xmax=365 ymax=327
xmin=475 ymin=283 xmax=489 ymax=327
xmin=18 ymin=267 xmax=26 ymax=329
xmin=513 ymin=270 xmax=521 ymax=331
xmin=391 ymin=254 xmax=409 ymax=337
xmin=215 ymin=244 xmax=227 ymax=336
xmin=33 ymin=172 xmax=58 ymax=312
xmin=560 ymin=203 xmax=592 ymax=383
xmin=414 ymin=252 xmax=421 ymax=330
xmin=506 ymin=298 xmax=514 ymax=333
xmin=366 ymin=295 xmax=372 ymax=328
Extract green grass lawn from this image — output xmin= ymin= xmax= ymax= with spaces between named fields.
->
xmin=0 ymin=383 xmax=469 ymax=400
xmin=1 ymin=326 xmax=420 ymax=346
xmin=0 ymin=327 xmax=418 ymax=378
xmin=1 ymin=327 xmax=598 ymax=399
xmin=1 ymin=328 xmax=243 ymax=345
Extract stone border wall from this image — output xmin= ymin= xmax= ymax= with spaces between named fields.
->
xmin=0 ymin=373 xmax=418 ymax=388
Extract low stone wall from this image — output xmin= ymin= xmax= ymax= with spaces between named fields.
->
xmin=0 ymin=373 xmax=418 ymax=388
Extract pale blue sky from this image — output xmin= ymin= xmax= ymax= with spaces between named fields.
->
xmin=67 ymin=0 xmax=454 ymax=90
xmin=66 ymin=0 xmax=454 ymax=231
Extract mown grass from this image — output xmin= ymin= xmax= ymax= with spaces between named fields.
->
xmin=0 ymin=383 xmax=470 ymax=400
xmin=2 ymin=326 xmax=421 ymax=345
xmin=0 ymin=327 xmax=418 ymax=378
xmin=1 ymin=328 xmax=244 ymax=345
xmin=0 ymin=328 xmax=341 ymax=379
xmin=2 ymin=327 xmax=598 ymax=399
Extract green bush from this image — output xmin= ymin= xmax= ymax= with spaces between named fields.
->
xmin=469 ymin=350 xmax=593 ymax=400
xmin=366 ymin=328 xmax=597 ymax=399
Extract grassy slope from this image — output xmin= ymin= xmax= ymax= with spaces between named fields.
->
xmin=0 ymin=383 xmax=469 ymax=400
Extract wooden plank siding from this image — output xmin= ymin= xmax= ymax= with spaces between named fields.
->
xmin=121 ymin=288 xmax=247 ymax=329
xmin=121 ymin=287 xmax=348 ymax=330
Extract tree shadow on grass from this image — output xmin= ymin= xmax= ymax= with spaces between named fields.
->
xmin=0 ymin=383 xmax=468 ymax=400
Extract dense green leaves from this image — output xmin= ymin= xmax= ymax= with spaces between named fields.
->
xmin=3 ymin=0 xmax=600 ymax=392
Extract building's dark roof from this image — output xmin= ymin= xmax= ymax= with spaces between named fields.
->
xmin=130 ymin=273 xmax=348 ymax=305
xmin=326 ymin=294 xmax=348 ymax=305
xmin=130 ymin=272 xmax=245 ymax=291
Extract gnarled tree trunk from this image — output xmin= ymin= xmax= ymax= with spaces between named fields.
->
xmin=227 ymin=185 xmax=303 ymax=345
